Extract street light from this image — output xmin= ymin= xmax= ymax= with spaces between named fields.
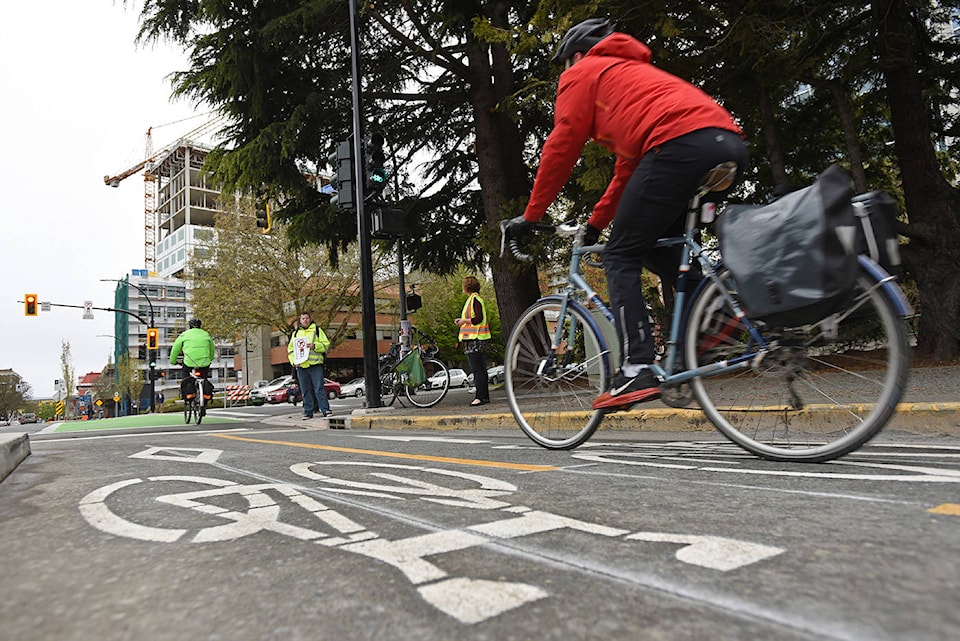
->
xmin=102 ymin=277 xmax=158 ymax=413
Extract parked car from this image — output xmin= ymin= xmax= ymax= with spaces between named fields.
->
xmin=339 ymin=377 xmax=366 ymax=398
xmin=427 ymin=368 xmax=469 ymax=389
xmin=267 ymin=382 xmax=301 ymax=405
xmin=467 ymin=365 xmax=505 ymax=386
xmin=250 ymin=375 xmax=294 ymax=406
xmin=323 ymin=379 xmax=341 ymax=400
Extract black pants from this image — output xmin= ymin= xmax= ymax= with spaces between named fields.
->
xmin=466 ymin=350 xmax=489 ymax=402
xmin=603 ymin=128 xmax=749 ymax=366
xmin=180 ymin=365 xmax=211 ymax=398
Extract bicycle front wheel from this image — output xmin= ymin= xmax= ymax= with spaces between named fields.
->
xmin=184 ymin=399 xmax=195 ymax=425
xmin=378 ymin=364 xmax=398 ymax=407
xmin=405 ymin=358 xmax=449 ymax=408
xmin=505 ymin=298 xmax=611 ymax=449
xmin=687 ymin=266 xmax=911 ymax=462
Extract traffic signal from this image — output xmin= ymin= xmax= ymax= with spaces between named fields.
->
xmin=24 ymin=294 xmax=38 ymax=316
xmin=406 ymin=292 xmax=422 ymax=313
xmin=364 ymin=131 xmax=388 ymax=194
xmin=146 ymin=327 xmax=159 ymax=351
xmin=255 ymin=201 xmax=271 ymax=233
xmin=328 ymin=139 xmax=355 ymax=210
xmin=138 ymin=345 xmax=147 ymax=360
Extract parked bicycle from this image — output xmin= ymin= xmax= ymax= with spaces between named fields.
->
xmin=183 ymin=368 xmax=212 ymax=425
xmin=378 ymin=327 xmax=450 ymax=408
xmin=500 ymin=163 xmax=912 ymax=462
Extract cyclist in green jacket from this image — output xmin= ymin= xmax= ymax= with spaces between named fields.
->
xmin=170 ymin=319 xmax=216 ymax=399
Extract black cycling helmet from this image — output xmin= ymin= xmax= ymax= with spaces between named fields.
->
xmin=189 ymin=318 xmax=202 ymax=329
xmin=551 ymin=18 xmax=614 ymax=64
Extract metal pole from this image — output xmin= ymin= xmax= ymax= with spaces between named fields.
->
xmin=349 ymin=0 xmax=382 ymax=407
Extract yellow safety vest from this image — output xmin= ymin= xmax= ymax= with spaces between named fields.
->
xmin=458 ymin=293 xmax=491 ymax=341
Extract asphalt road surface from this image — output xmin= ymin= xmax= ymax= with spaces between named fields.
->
xmin=2 ymin=420 xmax=958 ymax=641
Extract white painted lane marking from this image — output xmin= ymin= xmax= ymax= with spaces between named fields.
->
xmin=291 ymin=461 xmax=516 ymax=509
xmin=573 ymin=449 xmax=960 ymax=482
xmin=625 ymin=533 xmax=784 ymax=572
xmin=130 ymin=446 xmax=223 ymax=464
xmin=78 ymin=447 xmax=788 ymax=625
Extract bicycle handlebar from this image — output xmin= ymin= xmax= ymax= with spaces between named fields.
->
xmin=499 ymin=220 xmax=594 ymax=262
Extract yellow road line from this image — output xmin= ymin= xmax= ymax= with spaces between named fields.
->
xmin=928 ymin=503 xmax=960 ymax=517
xmin=212 ymin=433 xmax=559 ymax=472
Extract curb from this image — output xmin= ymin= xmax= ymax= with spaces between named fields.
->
xmin=0 ymin=433 xmax=31 ymax=483
xmin=266 ymin=403 xmax=960 ymax=436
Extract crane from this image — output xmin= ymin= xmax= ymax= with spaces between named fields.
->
xmin=104 ymin=115 xmax=221 ymax=271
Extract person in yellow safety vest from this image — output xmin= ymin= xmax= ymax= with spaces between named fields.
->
xmin=287 ymin=311 xmax=332 ymax=419
xmin=455 ymin=275 xmax=492 ymax=406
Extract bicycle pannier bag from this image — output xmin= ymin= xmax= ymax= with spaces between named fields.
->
xmin=852 ymin=190 xmax=901 ymax=274
xmin=718 ymin=164 xmax=858 ymax=326
xmin=395 ymin=349 xmax=427 ymax=388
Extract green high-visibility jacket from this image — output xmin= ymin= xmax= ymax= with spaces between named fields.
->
xmin=169 ymin=328 xmax=216 ymax=368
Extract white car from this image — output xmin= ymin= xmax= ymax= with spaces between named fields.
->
xmin=338 ymin=377 xmax=366 ymax=398
xmin=249 ymin=375 xmax=294 ymax=405
xmin=467 ymin=365 xmax=505 ymax=385
xmin=428 ymin=368 xmax=469 ymax=389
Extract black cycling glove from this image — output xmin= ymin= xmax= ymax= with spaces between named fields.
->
xmin=504 ymin=215 xmax=534 ymax=239
xmin=579 ymin=223 xmax=602 ymax=247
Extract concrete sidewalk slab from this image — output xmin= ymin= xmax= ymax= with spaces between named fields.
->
xmin=0 ymin=432 xmax=30 ymax=483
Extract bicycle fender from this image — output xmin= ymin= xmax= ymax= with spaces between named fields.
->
xmin=857 ymin=255 xmax=914 ymax=317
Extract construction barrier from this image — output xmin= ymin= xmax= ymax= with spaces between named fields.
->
xmin=225 ymin=384 xmax=251 ymax=407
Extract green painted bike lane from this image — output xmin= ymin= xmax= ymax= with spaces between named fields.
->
xmin=48 ymin=413 xmax=243 ymax=433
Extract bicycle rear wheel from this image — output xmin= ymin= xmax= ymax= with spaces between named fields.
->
xmin=378 ymin=364 xmax=398 ymax=407
xmin=505 ymin=298 xmax=611 ymax=449
xmin=184 ymin=399 xmax=195 ymax=425
xmin=404 ymin=358 xmax=449 ymax=408
xmin=196 ymin=396 xmax=204 ymax=425
xmin=686 ymin=266 xmax=910 ymax=462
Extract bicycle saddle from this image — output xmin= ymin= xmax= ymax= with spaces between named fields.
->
xmin=697 ymin=161 xmax=738 ymax=195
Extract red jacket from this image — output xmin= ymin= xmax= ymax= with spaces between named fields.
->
xmin=523 ymin=33 xmax=742 ymax=230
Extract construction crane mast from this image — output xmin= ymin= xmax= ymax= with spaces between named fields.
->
xmin=104 ymin=116 xmax=219 ymax=272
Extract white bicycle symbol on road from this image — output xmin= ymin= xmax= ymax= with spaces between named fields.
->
xmin=79 ymin=446 xmax=784 ymax=624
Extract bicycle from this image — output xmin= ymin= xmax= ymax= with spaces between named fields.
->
xmin=183 ymin=368 xmax=212 ymax=425
xmin=378 ymin=327 xmax=451 ymax=408
xmin=500 ymin=162 xmax=913 ymax=462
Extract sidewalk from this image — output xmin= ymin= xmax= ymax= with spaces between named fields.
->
xmin=269 ymin=363 xmax=960 ymax=435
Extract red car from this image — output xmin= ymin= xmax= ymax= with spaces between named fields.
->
xmin=267 ymin=379 xmax=341 ymax=404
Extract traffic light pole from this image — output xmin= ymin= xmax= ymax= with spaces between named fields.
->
xmin=348 ymin=0 xmax=382 ymax=407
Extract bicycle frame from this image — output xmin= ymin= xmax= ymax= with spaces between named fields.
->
xmin=547 ymin=207 xmax=771 ymax=390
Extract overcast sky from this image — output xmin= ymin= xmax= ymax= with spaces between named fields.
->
xmin=1 ymin=1 xmax=205 ymax=399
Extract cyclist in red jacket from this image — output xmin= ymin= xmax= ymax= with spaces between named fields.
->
xmin=506 ymin=18 xmax=748 ymax=410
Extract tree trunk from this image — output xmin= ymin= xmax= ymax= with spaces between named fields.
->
xmin=463 ymin=4 xmax=541 ymax=338
xmin=758 ymin=84 xmax=790 ymax=190
xmin=817 ymin=79 xmax=868 ymax=194
xmin=872 ymin=0 xmax=960 ymax=360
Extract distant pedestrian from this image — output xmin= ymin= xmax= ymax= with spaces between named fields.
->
xmin=288 ymin=311 xmax=332 ymax=419
xmin=455 ymin=276 xmax=491 ymax=406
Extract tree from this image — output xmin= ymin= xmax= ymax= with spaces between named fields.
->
xmin=115 ymin=355 xmax=142 ymax=416
xmin=133 ymin=0 xmax=548 ymax=339
xmin=0 ymin=371 xmax=29 ymax=420
xmin=871 ymin=0 xmax=960 ymax=359
xmin=188 ymin=199 xmax=395 ymax=348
